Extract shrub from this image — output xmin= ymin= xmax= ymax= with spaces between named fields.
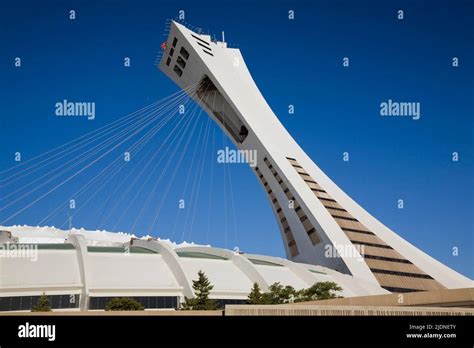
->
xmin=105 ymin=298 xmax=144 ymax=311
xmin=298 ymin=281 xmax=343 ymax=301
xmin=246 ymin=281 xmax=343 ymax=304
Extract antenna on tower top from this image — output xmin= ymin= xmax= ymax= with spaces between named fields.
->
xmin=222 ymin=31 xmax=225 ymax=43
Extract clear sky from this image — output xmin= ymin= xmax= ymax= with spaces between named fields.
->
xmin=1 ymin=0 xmax=472 ymax=278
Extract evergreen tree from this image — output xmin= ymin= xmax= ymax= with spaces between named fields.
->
xmin=183 ymin=270 xmax=218 ymax=310
xmin=247 ymin=283 xmax=264 ymax=304
xmin=32 ymin=293 xmax=52 ymax=312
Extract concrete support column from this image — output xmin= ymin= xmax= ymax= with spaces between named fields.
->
xmin=66 ymin=234 xmax=90 ymax=311
xmin=129 ymin=239 xmax=194 ymax=298
xmin=230 ymin=253 xmax=270 ymax=292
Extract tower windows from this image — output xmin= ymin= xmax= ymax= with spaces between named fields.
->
xmin=263 ymin=157 xmax=321 ymax=246
xmin=197 ymin=76 xmax=248 ymax=144
xmin=202 ymin=49 xmax=214 ymax=57
xmin=254 ymin=166 xmax=299 ymax=257
xmin=239 ymin=125 xmax=248 ymax=139
xmin=172 ymin=37 xmax=178 ymax=47
xmin=177 ymin=56 xmax=186 ymax=69
xmin=173 ymin=65 xmax=183 ymax=77
xmin=180 ymin=47 xmax=190 ymax=60
xmin=191 ymin=34 xmax=211 ymax=47
xmin=306 ymin=228 xmax=321 ymax=245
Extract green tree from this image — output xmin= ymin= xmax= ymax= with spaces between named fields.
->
xmin=105 ymin=298 xmax=144 ymax=311
xmin=32 ymin=293 xmax=52 ymax=312
xmin=298 ymin=281 xmax=343 ymax=301
xmin=247 ymin=283 xmax=264 ymax=304
xmin=261 ymin=282 xmax=297 ymax=304
xmin=247 ymin=281 xmax=343 ymax=305
xmin=183 ymin=270 xmax=218 ymax=310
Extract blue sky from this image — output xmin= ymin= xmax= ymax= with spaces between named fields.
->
xmin=0 ymin=0 xmax=472 ymax=278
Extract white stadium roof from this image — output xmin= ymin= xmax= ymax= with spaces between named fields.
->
xmin=0 ymin=226 xmax=388 ymax=311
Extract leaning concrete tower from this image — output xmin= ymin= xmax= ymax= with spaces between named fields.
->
xmin=158 ymin=21 xmax=471 ymax=293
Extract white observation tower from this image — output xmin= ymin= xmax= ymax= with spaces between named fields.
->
xmin=158 ymin=21 xmax=471 ymax=293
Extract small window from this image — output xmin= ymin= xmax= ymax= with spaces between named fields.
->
xmin=202 ymin=49 xmax=214 ymax=57
xmin=166 ymin=57 xmax=171 ymax=66
xmin=180 ymin=47 xmax=190 ymax=60
xmin=177 ymin=56 xmax=186 ymax=69
xmin=173 ymin=65 xmax=183 ymax=77
xmin=169 ymin=48 xmax=174 ymax=57
xmin=172 ymin=37 xmax=178 ymax=47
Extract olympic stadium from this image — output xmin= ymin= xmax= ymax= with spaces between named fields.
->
xmin=0 ymin=226 xmax=388 ymax=311
xmin=0 ymin=21 xmax=472 ymax=314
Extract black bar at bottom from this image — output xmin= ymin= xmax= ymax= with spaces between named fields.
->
xmin=0 ymin=315 xmax=472 ymax=346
